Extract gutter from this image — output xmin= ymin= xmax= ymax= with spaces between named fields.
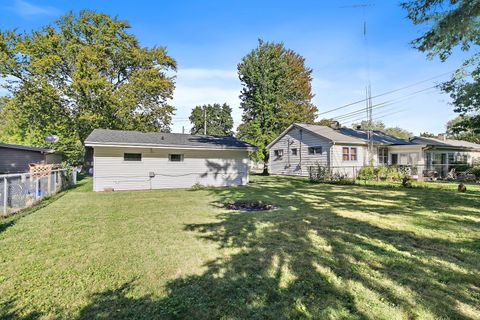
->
xmin=84 ymin=141 xmax=257 ymax=152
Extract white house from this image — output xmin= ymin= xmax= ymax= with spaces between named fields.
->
xmin=266 ymin=123 xmax=480 ymax=179
xmin=85 ymin=129 xmax=257 ymax=191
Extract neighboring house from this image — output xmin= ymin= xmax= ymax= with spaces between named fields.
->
xmin=266 ymin=123 xmax=480 ymax=179
xmin=410 ymin=135 xmax=480 ymax=177
xmin=85 ymin=129 xmax=257 ymax=191
xmin=0 ymin=143 xmax=62 ymax=174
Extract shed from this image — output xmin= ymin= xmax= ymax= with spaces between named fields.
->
xmin=0 ymin=143 xmax=62 ymax=174
xmin=84 ymin=129 xmax=257 ymax=191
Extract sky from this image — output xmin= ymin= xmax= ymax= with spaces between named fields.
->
xmin=0 ymin=0 xmax=467 ymax=135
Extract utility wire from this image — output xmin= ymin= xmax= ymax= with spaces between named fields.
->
xmin=316 ymin=70 xmax=456 ymax=117
xmin=332 ymin=86 xmax=437 ymax=121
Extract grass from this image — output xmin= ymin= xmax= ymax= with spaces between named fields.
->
xmin=0 ymin=175 xmax=479 ymax=319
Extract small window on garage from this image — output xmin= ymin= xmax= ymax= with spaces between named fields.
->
xmin=124 ymin=153 xmax=142 ymax=161
xmin=291 ymin=148 xmax=298 ymax=155
xmin=274 ymin=149 xmax=283 ymax=157
xmin=308 ymin=147 xmax=322 ymax=155
xmin=169 ymin=154 xmax=184 ymax=162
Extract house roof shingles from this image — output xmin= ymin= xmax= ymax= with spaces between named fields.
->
xmin=410 ymin=136 xmax=480 ymax=150
xmin=85 ymin=129 xmax=257 ymax=150
xmin=294 ymin=123 xmax=412 ymax=145
xmin=0 ymin=143 xmax=55 ymax=153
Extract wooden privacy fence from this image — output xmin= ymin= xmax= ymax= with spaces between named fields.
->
xmin=0 ymin=168 xmax=76 ymax=216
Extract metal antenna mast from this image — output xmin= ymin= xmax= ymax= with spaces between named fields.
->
xmin=340 ymin=3 xmax=375 ymax=164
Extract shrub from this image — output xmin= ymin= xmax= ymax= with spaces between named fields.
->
xmin=357 ymin=165 xmax=402 ymax=182
xmin=386 ymin=166 xmax=402 ymax=181
xmin=401 ymin=175 xmax=413 ymax=188
xmin=375 ymin=166 xmax=389 ymax=181
xmin=357 ymin=166 xmax=375 ymax=181
xmin=469 ymin=166 xmax=480 ymax=178
xmin=190 ymin=183 xmax=207 ymax=191
xmin=451 ymin=162 xmax=471 ymax=172
xmin=308 ymin=164 xmax=354 ymax=185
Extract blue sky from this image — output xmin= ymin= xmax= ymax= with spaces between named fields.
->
xmin=0 ymin=0 xmax=466 ymax=134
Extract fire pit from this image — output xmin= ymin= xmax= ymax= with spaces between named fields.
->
xmin=223 ymin=200 xmax=277 ymax=211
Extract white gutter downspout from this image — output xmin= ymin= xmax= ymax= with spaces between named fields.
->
xmin=299 ymin=129 xmax=303 ymax=169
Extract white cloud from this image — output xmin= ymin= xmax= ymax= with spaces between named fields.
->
xmin=170 ymin=68 xmax=241 ymax=133
xmin=7 ymin=0 xmax=59 ymax=18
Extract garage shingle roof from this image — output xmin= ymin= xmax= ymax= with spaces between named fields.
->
xmin=85 ymin=129 xmax=257 ymax=150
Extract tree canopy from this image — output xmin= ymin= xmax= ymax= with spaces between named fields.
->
xmin=351 ymin=120 xmax=413 ymax=140
xmin=0 ymin=10 xmax=176 ymax=163
xmin=446 ymin=115 xmax=480 ymax=143
xmin=237 ymin=39 xmax=317 ymax=173
xmin=189 ymin=103 xmax=234 ymax=136
xmin=402 ymin=0 xmax=480 ymax=135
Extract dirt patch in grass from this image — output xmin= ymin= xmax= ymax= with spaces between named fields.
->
xmin=223 ymin=200 xmax=277 ymax=211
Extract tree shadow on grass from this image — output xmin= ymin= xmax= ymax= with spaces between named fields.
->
xmin=76 ymin=176 xmax=480 ymax=319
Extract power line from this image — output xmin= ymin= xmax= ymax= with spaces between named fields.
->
xmin=343 ymin=107 xmax=408 ymax=126
xmin=316 ymin=70 xmax=456 ymax=117
xmin=332 ymin=86 xmax=437 ymax=121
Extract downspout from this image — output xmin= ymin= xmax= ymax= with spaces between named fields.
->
xmin=299 ymin=129 xmax=303 ymax=169
xmin=287 ymin=138 xmax=290 ymax=167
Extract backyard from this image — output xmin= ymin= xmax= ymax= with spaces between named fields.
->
xmin=0 ymin=175 xmax=479 ymax=319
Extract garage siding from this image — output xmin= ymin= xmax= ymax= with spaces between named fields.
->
xmin=92 ymin=146 xmax=250 ymax=191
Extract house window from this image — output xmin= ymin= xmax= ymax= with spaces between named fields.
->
xmin=378 ymin=148 xmax=388 ymax=165
xmin=169 ymin=154 xmax=184 ymax=162
xmin=391 ymin=154 xmax=398 ymax=165
xmin=350 ymin=147 xmax=357 ymax=161
xmin=124 ymin=153 xmax=142 ymax=161
xmin=291 ymin=148 xmax=298 ymax=156
xmin=274 ymin=149 xmax=283 ymax=158
xmin=342 ymin=147 xmax=357 ymax=161
xmin=308 ymin=147 xmax=322 ymax=155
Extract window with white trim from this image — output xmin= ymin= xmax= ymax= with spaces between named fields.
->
xmin=308 ymin=146 xmax=322 ymax=155
xmin=169 ymin=154 xmax=184 ymax=162
xmin=342 ymin=147 xmax=357 ymax=161
xmin=274 ymin=149 xmax=283 ymax=158
xmin=378 ymin=148 xmax=388 ymax=165
xmin=124 ymin=153 xmax=142 ymax=161
xmin=291 ymin=148 xmax=298 ymax=156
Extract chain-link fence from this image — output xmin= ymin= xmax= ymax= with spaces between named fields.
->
xmin=0 ymin=169 xmax=76 ymax=216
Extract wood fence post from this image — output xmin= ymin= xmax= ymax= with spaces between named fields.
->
xmin=47 ymin=173 xmax=52 ymax=195
xmin=35 ymin=178 xmax=39 ymax=200
xmin=3 ymin=177 xmax=7 ymax=216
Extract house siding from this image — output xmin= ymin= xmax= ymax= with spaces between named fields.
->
xmin=269 ymin=127 xmax=331 ymax=176
xmin=0 ymin=147 xmax=46 ymax=173
xmin=330 ymin=144 xmax=368 ymax=177
xmin=92 ymin=146 xmax=250 ymax=191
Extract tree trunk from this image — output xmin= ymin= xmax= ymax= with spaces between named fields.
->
xmin=262 ymin=149 xmax=269 ymax=175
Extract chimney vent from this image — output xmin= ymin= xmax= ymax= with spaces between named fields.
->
xmin=330 ymin=120 xmax=340 ymax=129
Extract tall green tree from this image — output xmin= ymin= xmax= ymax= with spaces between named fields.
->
xmin=189 ymin=103 xmax=234 ymax=136
xmin=420 ymin=132 xmax=436 ymax=138
xmin=446 ymin=115 xmax=480 ymax=143
xmin=237 ymin=39 xmax=317 ymax=174
xmin=351 ymin=120 xmax=413 ymax=140
xmin=0 ymin=10 xmax=176 ymax=163
xmin=402 ymin=0 xmax=480 ymax=135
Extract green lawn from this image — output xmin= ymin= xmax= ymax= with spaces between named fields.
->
xmin=0 ymin=176 xmax=479 ymax=319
